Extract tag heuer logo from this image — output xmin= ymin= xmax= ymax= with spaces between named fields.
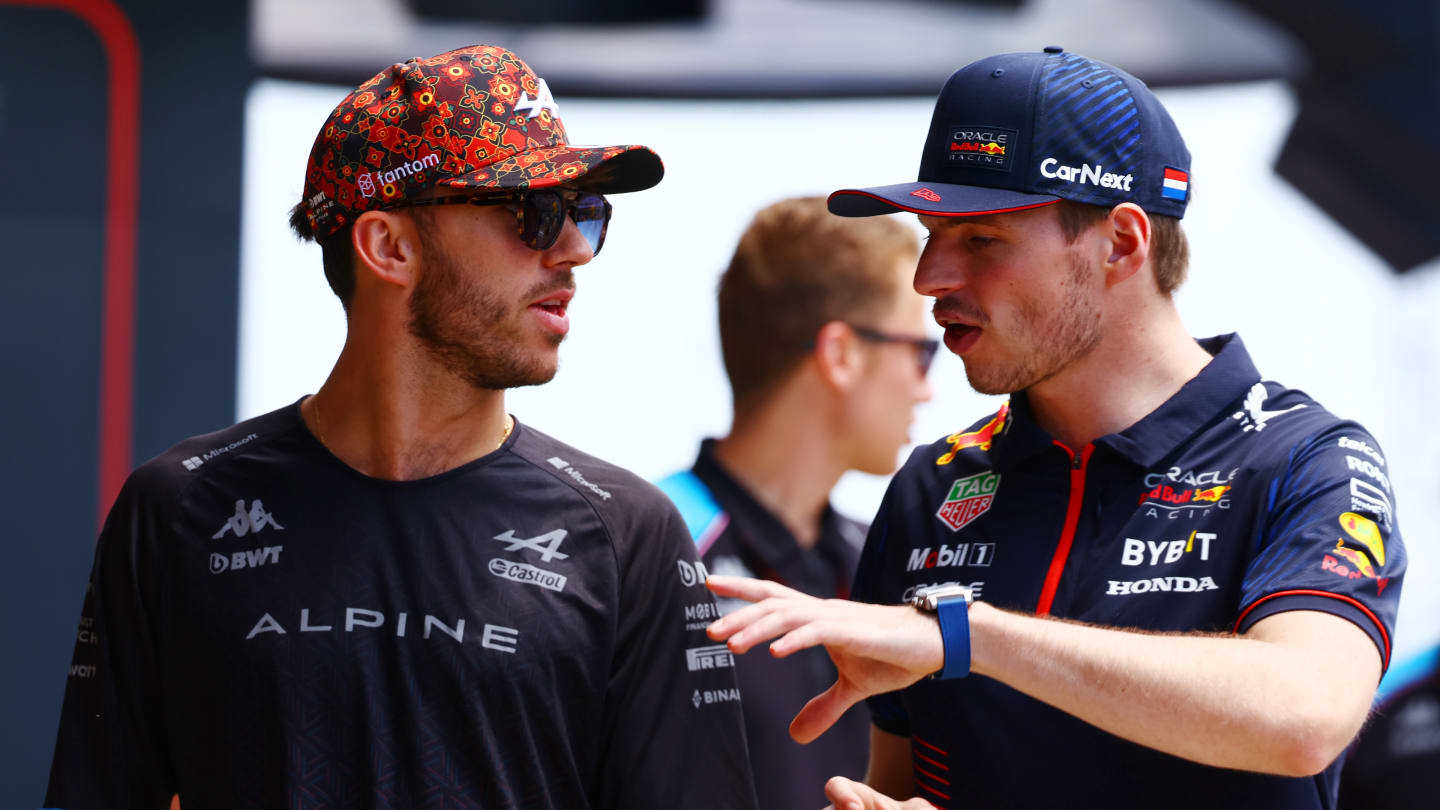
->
xmin=936 ymin=471 xmax=1000 ymax=531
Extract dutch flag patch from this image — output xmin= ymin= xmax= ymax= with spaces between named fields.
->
xmin=1162 ymin=167 xmax=1189 ymax=201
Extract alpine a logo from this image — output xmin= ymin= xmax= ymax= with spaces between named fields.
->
xmin=515 ymin=78 xmax=560 ymax=119
xmin=492 ymin=529 xmax=568 ymax=563
xmin=212 ymin=499 xmax=284 ymax=540
xmin=488 ymin=558 xmax=567 ymax=592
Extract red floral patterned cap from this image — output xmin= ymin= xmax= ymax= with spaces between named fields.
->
xmin=299 ymin=44 xmax=664 ymax=242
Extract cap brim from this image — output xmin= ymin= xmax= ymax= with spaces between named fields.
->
xmin=828 ymin=181 xmax=1059 ymax=218
xmin=442 ymin=143 xmax=664 ymax=195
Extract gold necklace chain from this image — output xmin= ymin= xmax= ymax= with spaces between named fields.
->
xmin=312 ymin=397 xmax=512 ymax=452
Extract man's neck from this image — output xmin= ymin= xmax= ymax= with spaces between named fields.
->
xmin=304 ymin=335 xmax=510 ymax=481
xmin=1025 ymin=303 xmax=1213 ymax=451
xmin=711 ymin=397 xmax=846 ymax=550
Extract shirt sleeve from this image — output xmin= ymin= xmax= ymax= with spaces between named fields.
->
xmin=45 ymin=473 xmax=175 ymax=809
xmin=1235 ymin=423 xmax=1405 ymax=673
xmin=594 ymin=493 xmax=759 ymax=810
xmin=852 ymin=474 xmax=912 ymax=737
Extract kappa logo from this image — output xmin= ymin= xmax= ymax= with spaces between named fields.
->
xmin=515 ymin=78 xmax=560 ymax=119
xmin=212 ymin=499 xmax=285 ymax=540
xmin=1232 ymin=383 xmax=1306 ymax=432
xmin=492 ymin=529 xmax=568 ymax=563
xmin=936 ymin=471 xmax=1000 ymax=531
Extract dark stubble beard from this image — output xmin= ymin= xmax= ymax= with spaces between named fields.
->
xmin=406 ymin=233 xmax=567 ymax=391
xmin=962 ymin=248 xmax=1104 ymax=395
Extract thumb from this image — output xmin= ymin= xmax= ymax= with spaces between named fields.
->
xmin=790 ymin=680 xmax=863 ymax=744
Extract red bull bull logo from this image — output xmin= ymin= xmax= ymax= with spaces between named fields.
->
xmin=937 ymin=403 xmax=1009 ymax=466
xmin=1339 ymin=512 xmax=1385 ymax=566
xmin=1193 ymin=485 xmax=1231 ymax=503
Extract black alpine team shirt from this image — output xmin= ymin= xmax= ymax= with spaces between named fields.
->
xmin=46 ymin=401 xmax=759 ymax=810
xmin=658 ymin=440 xmax=870 ymax=810
xmin=854 ymin=334 xmax=1404 ymax=810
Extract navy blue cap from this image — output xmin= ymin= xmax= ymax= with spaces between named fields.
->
xmin=829 ymin=48 xmax=1192 ymax=219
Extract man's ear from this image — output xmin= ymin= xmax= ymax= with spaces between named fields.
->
xmin=1103 ymin=202 xmax=1151 ymax=288
xmin=352 ymin=210 xmax=423 ymax=290
xmin=813 ymin=320 xmax=864 ymax=392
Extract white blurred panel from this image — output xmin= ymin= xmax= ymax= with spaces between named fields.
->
xmin=240 ymin=78 xmax=1440 ymax=661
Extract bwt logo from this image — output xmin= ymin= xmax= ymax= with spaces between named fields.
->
xmin=357 ymin=153 xmax=441 ymax=198
xmin=685 ymin=644 xmax=735 ymax=671
xmin=211 ymin=546 xmax=283 ymax=574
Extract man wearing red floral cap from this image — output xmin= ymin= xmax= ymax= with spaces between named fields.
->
xmin=45 ymin=45 xmax=758 ymax=810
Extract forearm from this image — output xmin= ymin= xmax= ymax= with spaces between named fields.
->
xmin=967 ymin=602 xmax=1376 ymax=775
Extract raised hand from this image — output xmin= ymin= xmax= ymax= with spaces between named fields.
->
xmin=705 ymin=575 xmax=943 ymax=743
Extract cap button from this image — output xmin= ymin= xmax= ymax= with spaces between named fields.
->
xmin=1044 ymin=45 xmax=1064 ymax=53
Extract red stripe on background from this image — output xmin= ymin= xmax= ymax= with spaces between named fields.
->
xmin=1036 ymin=442 xmax=1093 ymax=615
xmin=1233 ymin=589 xmax=1392 ymax=670
xmin=5 ymin=0 xmax=141 ymax=530
xmin=912 ymin=733 xmax=949 ymax=756
xmin=917 ymin=781 xmax=953 ymax=801
xmin=913 ymin=750 xmax=949 ymax=772
xmin=914 ymin=764 xmax=952 ymax=786
xmin=1164 ymin=168 xmax=1188 ymax=181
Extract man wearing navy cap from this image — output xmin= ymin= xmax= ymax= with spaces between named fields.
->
xmin=707 ymin=48 xmax=1404 ymax=810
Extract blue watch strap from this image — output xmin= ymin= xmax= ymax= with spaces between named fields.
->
xmin=934 ymin=597 xmax=971 ymax=679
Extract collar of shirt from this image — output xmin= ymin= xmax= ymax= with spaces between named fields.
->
xmin=692 ymin=439 xmax=861 ymax=595
xmin=988 ymin=333 xmax=1262 ymax=471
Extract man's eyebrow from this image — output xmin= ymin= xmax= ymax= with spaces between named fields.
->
xmin=919 ymin=214 xmax=1013 ymax=231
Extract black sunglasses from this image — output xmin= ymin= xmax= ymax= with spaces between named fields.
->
xmin=402 ymin=189 xmax=612 ymax=255
xmin=850 ymin=324 xmax=940 ymax=375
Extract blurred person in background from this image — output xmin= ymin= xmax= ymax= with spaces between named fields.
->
xmin=44 ymin=45 xmax=757 ymax=810
xmin=1338 ymin=646 xmax=1440 ymax=807
xmin=707 ymin=47 xmax=1404 ymax=810
xmin=657 ymin=197 xmax=933 ymax=809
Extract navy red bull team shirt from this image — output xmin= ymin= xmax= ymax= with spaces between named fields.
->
xmin=854 ymin=334 xmax=1404 ymax=810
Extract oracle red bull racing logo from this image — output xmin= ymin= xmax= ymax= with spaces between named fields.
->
xmin=936 ymin=471 xmax=1000 ymax=531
